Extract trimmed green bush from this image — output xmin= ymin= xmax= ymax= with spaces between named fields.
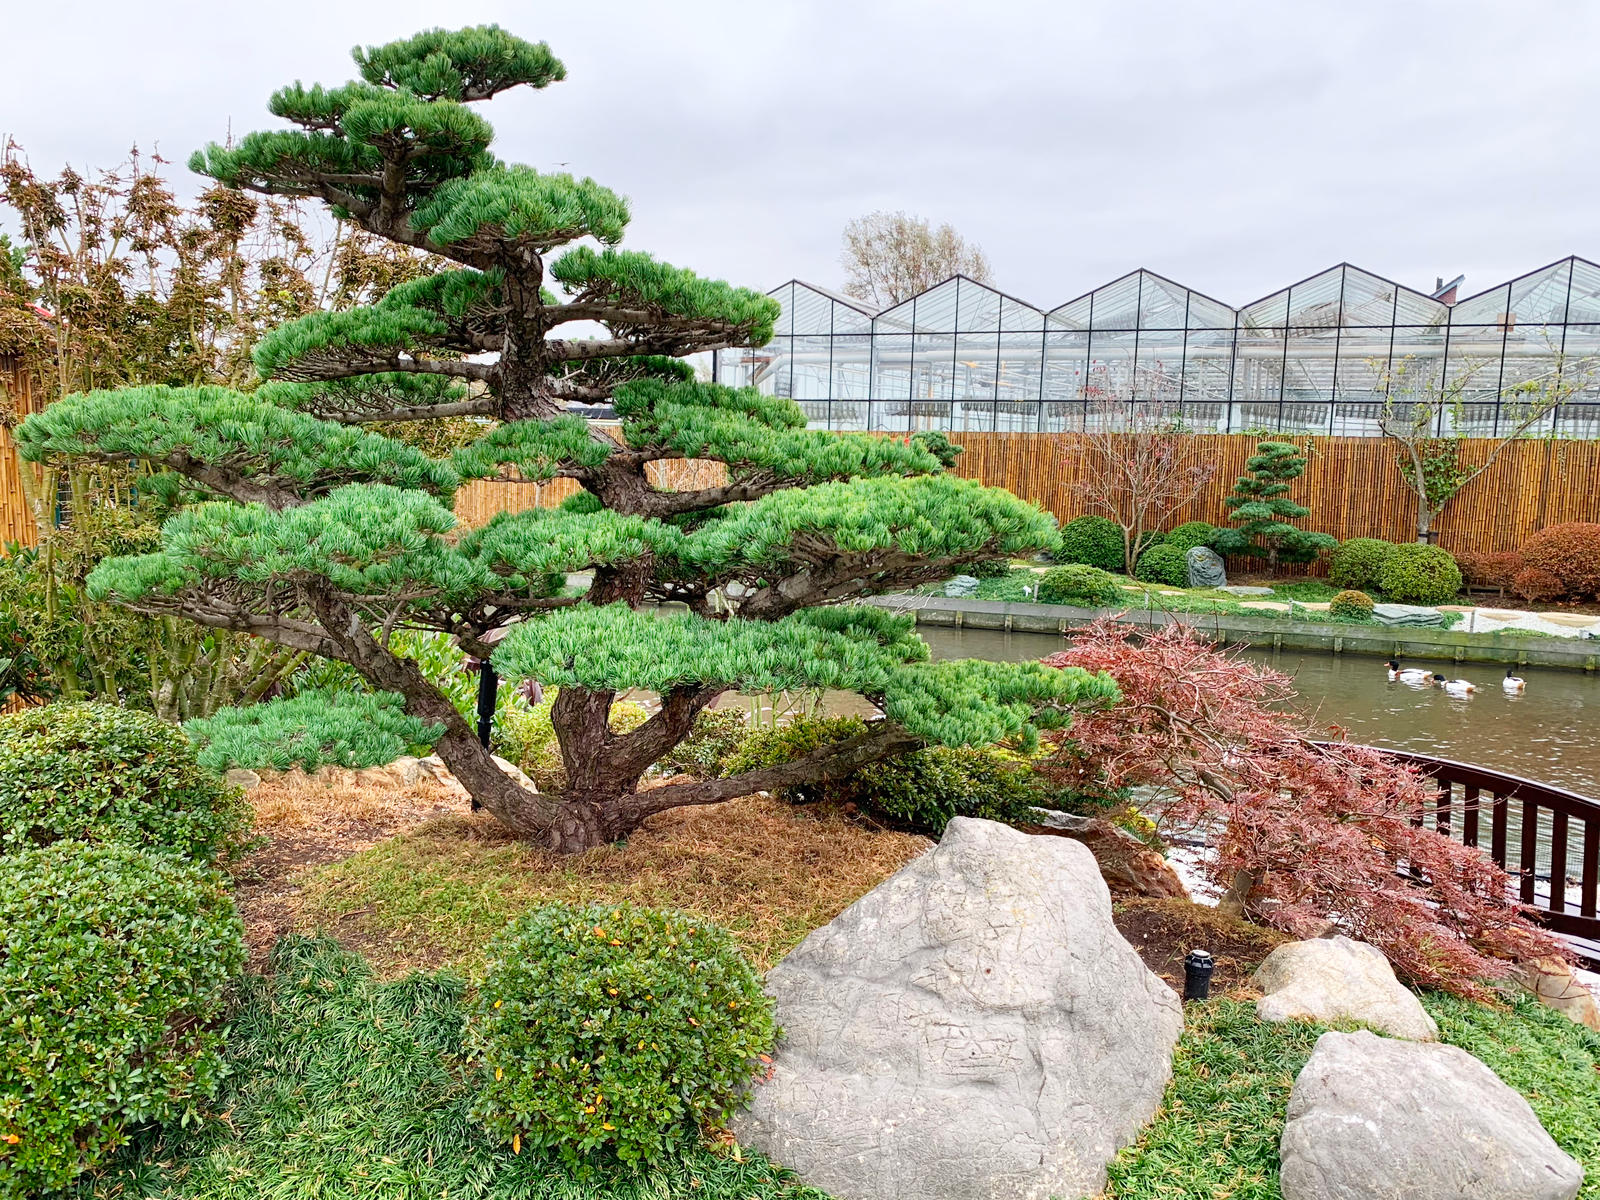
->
xmin=469 ymin=904 xmax=776 ymax=1171
xmin=1134 ymin=543 xmax=1189 ymax=587
xmin=1328 ymin=537 xmax=1396 ymax=590
xmin=1161 ymin=521 xmax=1217 ymax=555
xmin=1037 ymin=564 xmax=1123 ymax=607
xmin=730 ymin=716 xmax=1059 ymax=834
xmin=968 ymin=557 xmax=1014 ymax=579
xmin=184 ymin=688 xmax=445 ymax=773
xmin=845 ymin=745 xmax=1056 ymax=835
xmin=1057 ymin=515 xmax=1125 ymax=570
xmin=1328 ymin=589 xmax=1375 ymax=619
xmin=0 ymin=843 xmax=244 ymax=1196
xmin=1378 ymin=543 xmax=1463 ymax=605
xmin=652 ymin=707 xmax=749 ymax=779
xmin=0 ymin=702 xmax=247 ymax=861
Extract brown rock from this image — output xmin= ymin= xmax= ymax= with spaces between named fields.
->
xmin=1513 ymin=957 xmax=1600 ymax=1033
xmin=1023 ymin=811 xmax=1189 ymax=900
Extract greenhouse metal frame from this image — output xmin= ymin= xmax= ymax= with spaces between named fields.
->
xmin=712 ymin=256 xmax=1600 ymax=437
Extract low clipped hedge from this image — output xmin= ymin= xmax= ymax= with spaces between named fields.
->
xmin=0 ymin=843 xmax=244 ymax=1196
xmin=1328 ymin=589 xmax=1375 ymax=619
xmin=1134 ymin=543 xmax=1189 ymax=587
xmin=1161 ymin=521 xmax=1217 ymax=555
xmin=184 ymin=688 xmax=445 ymax=773
xmin=1037 ymin=564 xmax=1123 ymax=607
xmin=469 ymin=904 xmax=775 ymax=1171
xmin=1057 ymin=515 xmax=1126 ymax=570
xmin=0 ymin=702 xmax=247 ymax=861
xmin=1520 ymin=522 xmax=1600 ymax=600
xmin=1328 ymin=537 xmax=1396 ymax=591
xmin=1377 ymin=543 xmax=1463 ymax=605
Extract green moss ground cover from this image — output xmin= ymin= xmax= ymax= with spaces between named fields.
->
xmin=1105 ymin=992 xmax=1600 ymax=1200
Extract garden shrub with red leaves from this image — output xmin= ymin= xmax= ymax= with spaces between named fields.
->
xmin=1040 ymin=620 xmax=1567 ymax=999
xmin=1512 ymin=565 xmax=1566 ymax=604
xmin=1453 ymin=549 xmax=1522 ymax=589
xmin=1520 ymin=522 xmax=1600 ymax=600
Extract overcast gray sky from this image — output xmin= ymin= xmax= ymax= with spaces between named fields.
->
xmin=3 ymin=0 xmax=1597 ymax=310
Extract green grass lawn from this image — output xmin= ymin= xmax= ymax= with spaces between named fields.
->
xmin=1105 ymin=992 xmax=1600 ymax=1200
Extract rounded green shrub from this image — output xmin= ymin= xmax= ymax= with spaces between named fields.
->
xmin=0 ymin=702 xmax=247 ymax=861
xmin=469 ymin=903 xmax=776 ymax=1171
xmin=1328 ymin=537 xmax=1396 ymax=590
xmin=968 ymin=557 xmax=1014 ymax=579
xmin=1037 ymin=564 xmax=1123 ymax=607
xmin=652 ymin=707 xmax=749 ymax=779
xmin=1134 ymin=544 xmax=1189 ymax=587
xmin=1057 ymin=515 xmax=1125 ymax=570
xmin=1377 ymin=543 xmax=1463 ymax=605
xmin=845 ymin=745 xmax=1055 ymax=835
xmin=1161 ymin=521 xmax=1217 ymax=555
xmin=0 ymin=842 xmax=244 ymax=1196
xmin=1327 ymin=589 xmax=1375 ymax=619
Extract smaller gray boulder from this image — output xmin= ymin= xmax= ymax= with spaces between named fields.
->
xmin=1218 ymin=584 xmax=1275 ymax=597
xmin=1185 ymin=545 xmax=1227 ymax=588
xmin=1280 ymin=1030 xmax=1583 ymax=1200
xmin=943 ymin=574 xmax=981 ymax=598
xmin=1254 ymin=936 xmax=1438 ymax=1040
xmin=1371 ymin=602 xmax=1445 ymax=627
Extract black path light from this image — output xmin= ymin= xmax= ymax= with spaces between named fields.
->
xmin=1183 ymin=948 xmax=1216 ymax=1001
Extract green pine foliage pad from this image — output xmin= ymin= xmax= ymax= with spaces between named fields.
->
xmin=184 ymin=689 xmax=444 ymax=773
xmin=16 ymin=386 xmax=458 ymax=501
xmin=551 ymin=248 xmax=779 ymax=341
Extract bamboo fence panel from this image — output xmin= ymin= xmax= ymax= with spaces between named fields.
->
xmin=0 ymin=356 xmax=42 ymax=547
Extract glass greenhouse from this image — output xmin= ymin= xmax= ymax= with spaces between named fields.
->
xmin=712 ymin=257 xmax=1600 ymax=437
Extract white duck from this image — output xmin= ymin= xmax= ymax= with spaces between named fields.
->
xmin=1435 ymin=674 xmax=1477 ymax=697
xmin=1502 ymin=668 xmax=1526 ymax=694
xmin=1386 ymin=658 xmax=1433 ymax=685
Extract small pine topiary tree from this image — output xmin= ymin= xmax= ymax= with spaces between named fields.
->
xmin=17 ymin=27 xmax=1118 ymax=851
xmin=1212 ymin=442 xmax=1333 ymax=566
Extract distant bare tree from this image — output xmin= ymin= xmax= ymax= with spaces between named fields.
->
xmin=840 ymin=211 xmax=991 ymax=308
xmin=1071 ymin=398 xmax=1216 ymax=574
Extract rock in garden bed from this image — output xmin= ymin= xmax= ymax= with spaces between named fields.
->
xmin=733 ymin=816 xmax=1183 ymax=1200
xmin=1254 ymin=935 xmax=1438 ymax=1040
xmin=1280 ymin=1029 xmax=1583 ymax=1200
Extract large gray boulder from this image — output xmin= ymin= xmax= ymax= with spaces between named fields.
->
xmin=1254 ymin=936 xmax=1438 ymax=1041
xmin=1280 ymin=1030 xmax=1582 ymax=1200
xmin=731 ymin=817 xmax=1183 ymax=1200
xmin=1371 ymin=602 xmax=1445 ymax=627
xmin=1185 ymin=545 xmax=1227 ymax=588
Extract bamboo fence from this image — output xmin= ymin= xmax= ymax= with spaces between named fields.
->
xmin=455 ymin=432 xmax=1600 ymax=555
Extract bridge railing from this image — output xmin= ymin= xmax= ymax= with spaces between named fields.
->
xmin=1330 ymin=744 xmax=1600 ymax=963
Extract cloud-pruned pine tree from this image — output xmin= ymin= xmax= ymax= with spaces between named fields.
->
xmin=18 ymin=26 xmax=1118 ymax=850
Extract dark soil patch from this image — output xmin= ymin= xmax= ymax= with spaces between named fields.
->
xmin=1113 ymin=896 xmax=1289 ymax=995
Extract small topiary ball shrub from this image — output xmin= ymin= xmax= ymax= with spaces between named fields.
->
xmin=1377 ymin=543 xmax=1463 ymax=605
xmin=1327 ymin=589 xmax=1376 ymax=619
xmin=469 ymin=903 xmax=776 ymax=1171
xmin=1520 ymin=521 xmax=1600 ymax=600
xmin=1056 ymin=515 xmax=1125 ymax=570
xmin=184 ymin=688 xmax=445 ymax=773
xmin=651 ymin=707 xmax=749 ymax=779
xmin=0 ymin=702 xmax=247 ymax=861
xmin=0 ymin=842 xmax=244 ymax=1196
xmin=1328 ymin=537 xmax=1396 ymax=590
xmin=1512 ymin=565 xmax=1566 ymax=603
xmin=1161 ymin=521 xmax=1217 ymax=555
xmin=1134 ymin=544 xmax=1189 ymax=587
xmin=1037 ymin=564 xmax=1123 ymax=607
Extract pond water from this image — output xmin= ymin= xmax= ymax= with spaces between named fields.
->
xmin=904 ymin=627 xmax=1600 ymax=798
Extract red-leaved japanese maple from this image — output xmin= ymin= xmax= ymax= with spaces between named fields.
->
xmin=1042 ymin=619 xmax=1567 ymax=998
